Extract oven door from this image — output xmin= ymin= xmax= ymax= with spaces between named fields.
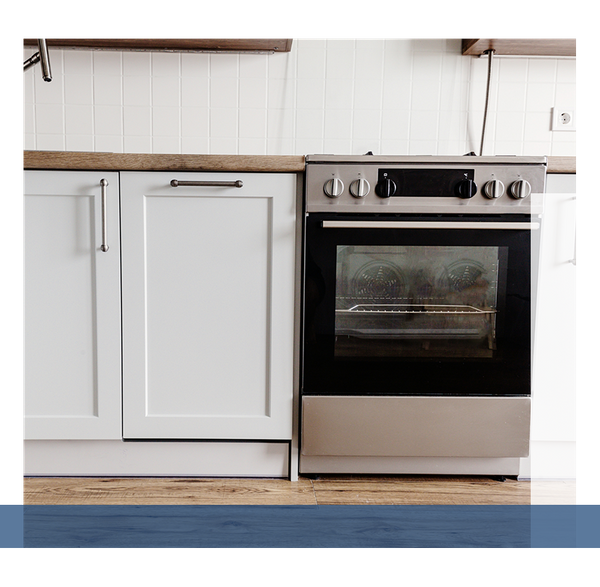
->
xmin=302 ymin=213 xmax=537 ymax=397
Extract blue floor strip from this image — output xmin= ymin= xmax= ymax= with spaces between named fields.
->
xmin=0 ymin=506 xmax=23 ymax=548
xmin=1 ymin=505 xmax=598 ymax=548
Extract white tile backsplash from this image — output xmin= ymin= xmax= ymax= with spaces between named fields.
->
xmin=24 ymin=39 xmax=576 ymax=156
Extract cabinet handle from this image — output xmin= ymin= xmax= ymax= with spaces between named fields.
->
xmin=571 ymin=212 xmax=579 ymax=267
xmin=170 ymin=179 xmax=243 ymax=188
xmin=100 ymin=179 xmax=109 ymax=252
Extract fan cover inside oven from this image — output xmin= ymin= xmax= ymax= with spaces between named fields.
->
xmin=351 ymin=261 xmax=406 ymax=300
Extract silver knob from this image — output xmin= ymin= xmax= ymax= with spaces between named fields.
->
xmin=483 ymin=179 xmax=504 ymax=199
xmin=349 ymin=178 xmax=370 ymax=198
xmin=509 ymin=179 xmax=532 ymax=199
xmin=323 ymin=178 xmax=344 ymax=198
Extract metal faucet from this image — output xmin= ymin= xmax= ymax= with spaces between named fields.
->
xmin=21 ymin=37 xmax=52 ymax=82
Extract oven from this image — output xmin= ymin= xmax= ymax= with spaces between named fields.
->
xmin=300 ymin=155 xmax=546 ymax=476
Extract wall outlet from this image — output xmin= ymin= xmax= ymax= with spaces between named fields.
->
xmin=552 ymin=107 xmax=576 ymax=131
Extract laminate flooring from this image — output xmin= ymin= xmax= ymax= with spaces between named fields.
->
xmin=23 ymin=475 xmax=576 ymax=505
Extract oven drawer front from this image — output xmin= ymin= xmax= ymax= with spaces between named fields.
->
xmin=301 ymin=396 xmax=530 ymax=458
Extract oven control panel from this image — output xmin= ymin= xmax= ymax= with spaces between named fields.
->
xmin=305 ymin=156 xmax=546 ymax=214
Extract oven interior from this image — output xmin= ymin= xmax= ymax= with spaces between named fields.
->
xmin=334 ymin=244 xmax=505 ymax=358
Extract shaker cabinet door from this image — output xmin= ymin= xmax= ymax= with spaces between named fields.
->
xmin=120 ymin=172 xmax=295 ymax=440
xmin=24 ymin=171 xmax=122 ymax=439
xmin=531 ymin=186 xmax=576 ymax=443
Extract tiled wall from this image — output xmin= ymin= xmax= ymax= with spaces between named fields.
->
xmin=23 ymin=39 xmax=576 ymax=157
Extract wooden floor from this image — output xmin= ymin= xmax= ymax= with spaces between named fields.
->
xmin=22 ymin=475 xmax=575 ymax=506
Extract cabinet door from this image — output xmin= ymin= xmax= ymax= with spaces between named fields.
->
xmin=120 ymin=172 xmax=296 ymax=439
xmin=24 ymin=171 xmax=122 ymax=439
xmin=532 ymin=185 xmax=576 ymax=443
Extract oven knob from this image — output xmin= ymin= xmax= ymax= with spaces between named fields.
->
xmin=350 ymin=178 xmax=370 ymax=198
xmin=323 ymin=178 xmax=344 ymax=198
xmin=509 ymin=179 xmax=532 ymax=199
xmin=455 ymin=178 xmax=477 ymax=199
xmin=483 ymin=179 xmax=505 ymax=199
xmin=375 ymin=178 xmax=396 ymax=198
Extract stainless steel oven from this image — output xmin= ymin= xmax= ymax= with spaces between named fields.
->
xmin=300 ymin=155 xmax=546 ymax=476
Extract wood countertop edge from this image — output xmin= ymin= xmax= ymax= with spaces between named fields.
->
xmin=23 ymin=151 xmax=306 ymax=173
xmin=23 ymin=151 xmax=575 ymax=174
xmin=546 ymin=156 xmax=576 ymax=174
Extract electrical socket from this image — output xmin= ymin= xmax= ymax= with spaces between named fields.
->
xmin=552 ymin=107 xmax=576 ymax=131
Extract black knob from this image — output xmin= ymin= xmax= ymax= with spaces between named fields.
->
xmin=375 ymin=178 xmax=396 ymax=198
xmin=455 ymin=178 xmax=477 ymax=199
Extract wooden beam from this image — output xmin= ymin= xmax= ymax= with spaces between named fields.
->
xmin=24 ymin=39 xmax=293 ymax=53
xmin=462 ymin=39 xmax=575 ymax=57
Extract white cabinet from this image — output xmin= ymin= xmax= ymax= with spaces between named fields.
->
xmin=120 ymin=172 xmax=296 ymax=440
xmin=529 ymin=174 xmax=576 ymax=479
xmin=24 ymin=168 xmax=297 ymax=474
xmin=24 ymin=171 xmax=122 ymax=439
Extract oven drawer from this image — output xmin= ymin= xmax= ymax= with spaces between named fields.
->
xmin=301 ymin=396 xmax=530 ymax=458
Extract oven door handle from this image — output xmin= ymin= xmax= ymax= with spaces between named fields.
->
xmin=321 ymin=220 xmax=540 ymax=230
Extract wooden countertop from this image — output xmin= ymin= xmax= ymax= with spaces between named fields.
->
xmin=23 ymin=151 xmax=306 ymax=173
xmin=546 ymin=156 xmax=576 ymax=174
xmin=23 ymin=151 xmax=575 ymax=174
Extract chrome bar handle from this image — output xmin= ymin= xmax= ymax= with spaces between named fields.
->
xmin=322 ymin=220 xmax=540 ymax=230
xmin=100 ymin=179 xmax=109 ymax=252
xmin=170 ymin=179 xmax=243 ymax=188
xmin=571 ymin=211 xmax=579 ymax=267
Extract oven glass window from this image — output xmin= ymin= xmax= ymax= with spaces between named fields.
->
xmin=335 ymin=245 xmax=504 ymax=359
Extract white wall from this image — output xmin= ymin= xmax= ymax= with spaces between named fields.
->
xmin=24 ymin=39 xmax=576 ymax=156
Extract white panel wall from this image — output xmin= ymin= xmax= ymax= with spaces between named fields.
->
xmin=23 ymin=39 xmax=576 ymax=157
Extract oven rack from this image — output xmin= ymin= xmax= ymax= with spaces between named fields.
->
xmin=336 ymin=303 xmax=496 ymax=315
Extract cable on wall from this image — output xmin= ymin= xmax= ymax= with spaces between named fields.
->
xmin=480 ymin=49 xmax=496 ymax=157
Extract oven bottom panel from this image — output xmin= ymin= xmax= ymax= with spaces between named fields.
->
xmin=299 ymin=455 xmax=522 ymax=476
xmin=301 ymin=396 xmax=530 ymax=459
